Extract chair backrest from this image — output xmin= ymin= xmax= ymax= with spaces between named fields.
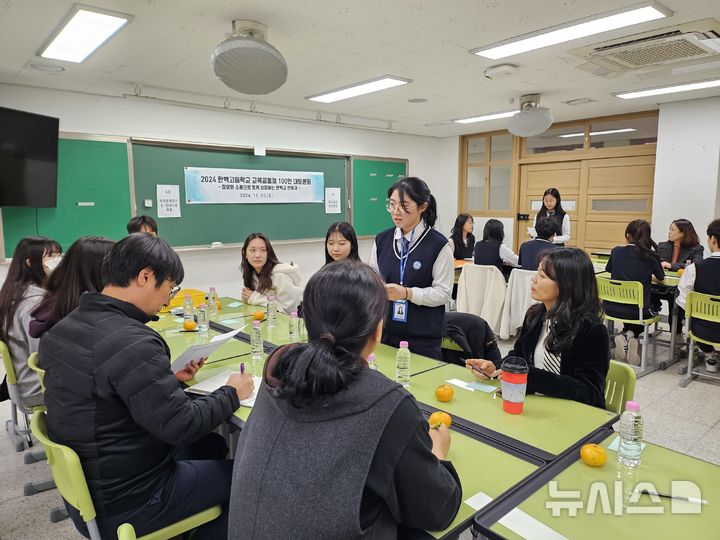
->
xmin=117 ymin=523 xmax=137 ymax=540
xmin=604 ymin=360 xmax=636 ymax=414
xmin=27 ymin=352 xmax=45 ymax=393
xmin=30 ymin=411 xmax=97 ymax=522
xmin=0 ymin=339 xmax=17 ymax=384
xmin=686 ymin=291 xmax=720 ymax=324
xmin=596 ymin=276 xmax=644 ymax=321
xmin=456 ymin=264 xmax=506 ymax=332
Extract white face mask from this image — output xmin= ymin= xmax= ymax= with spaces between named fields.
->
xmin=43 ymin=254 xmax=63 ymax=274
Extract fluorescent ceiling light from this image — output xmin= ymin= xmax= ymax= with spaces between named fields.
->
xmin=558 ymin=128 xmax=637 ymax=138
xmin=454 ymin=111 xmax=518 ymax=124
xmin=306 ymin=76 xmax=411 ymax=103
xmin=39 ymin=4 xmax=132 ymax=63
xmin=615 ymin=78 xmax=720 ymax=99
xmin=472 ymin=3 xmax=670 ymax=60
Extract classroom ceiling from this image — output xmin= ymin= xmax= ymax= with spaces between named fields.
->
xmin=1 ymin=0 xmax=720 ymax=138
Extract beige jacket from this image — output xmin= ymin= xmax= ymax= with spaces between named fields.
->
xmin=247 ymin=263 xmax=303 ymax=314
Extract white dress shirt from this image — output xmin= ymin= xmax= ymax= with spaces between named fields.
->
xmin=533 ymin=213 xmax=571 ymax=245
xmin=676 ymin=251 xmax=720 ymax=310
xmin=499 ymin=244 xmax=520 ymax=267
xmin=368 ymin=221 xmax=454 ymax=307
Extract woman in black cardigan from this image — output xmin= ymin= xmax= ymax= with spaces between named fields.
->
xmin=656 ymin=218 xmax=704 ymax=272
xmin=466 ymin=248 xmax=610 ymax=408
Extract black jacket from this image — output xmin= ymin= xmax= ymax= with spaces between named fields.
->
xmin=505 ymin=307 xmax=609 ymax=408
xmin=40 ymin=293 xmax=240 ymax=517
xmin=443 ymin=312 xmax=502 ymax=367
xmin=518 ymin=239 xmax=560 ymax=271
xmin=656 ymin=241 xmax=704 ymax=271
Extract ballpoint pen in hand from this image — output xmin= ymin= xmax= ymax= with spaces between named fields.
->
xmin=240 ymin=362 xmax=245 ymax=375
xmin=468 ymin=363 xmax=497 ymax=380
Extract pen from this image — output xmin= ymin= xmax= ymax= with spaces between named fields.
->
xmin=469 ymin=363 xmax=496 ymax=380
xmin=240 ymin=362 xmax=245 ymax=374
xmin=640 ymin=489 xmax=707 ymax=505
xmin=203 ymin=352 xmax=251 ymax=366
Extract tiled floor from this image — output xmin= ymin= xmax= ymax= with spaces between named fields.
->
xmin=1 ymin=347 xmax=718 ymax=540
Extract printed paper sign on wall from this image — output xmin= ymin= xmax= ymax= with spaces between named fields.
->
xmin=157 ymin=184 xmax=181 ymax=218
xmin=184 ymin=167 xmax=324 ymax=204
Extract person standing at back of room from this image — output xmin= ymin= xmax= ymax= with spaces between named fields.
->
xmin=531 ymin=187 xmax=570 ymax=245
xmin=369 ymin=177 xmax=453 ymax=360
xmin=448 ymin=213 xmax=475 ymax=259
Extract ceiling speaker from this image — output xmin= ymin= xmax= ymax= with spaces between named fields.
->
xmin=507 ymin=94 xmax=554 ymax=137
xmin=212 ymin=20 xmax=287 ymax=95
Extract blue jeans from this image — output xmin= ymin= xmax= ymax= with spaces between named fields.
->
xmin=67 ymin=433 xmax=232 ymax=539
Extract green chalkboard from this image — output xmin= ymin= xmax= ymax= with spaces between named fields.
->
xmin=131 ymin=144 xmax=347 ymax=247
xmin=2 ymin=139 xmax=131 ymax=256
xmin=352 ymin=158 xmax=407 ymax=236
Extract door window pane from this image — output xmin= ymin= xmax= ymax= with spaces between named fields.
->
xmin=489 ymin=165 xmax=511 ymax=210
xmin=589 ymin=116 xmax=658 ymax=149
xmin=490 ymin=134 xmax=512 ymax=161
xmin=467 ymin=138 xmax=486 ymax=163
xmin=524 ymin=125 xmax=585 ymax=155
xmin=592 ymin=199 xmax=648 ymax=212
xmin=466 ymin=167 xmax=485 ymax=210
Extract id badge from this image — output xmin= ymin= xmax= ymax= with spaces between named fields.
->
xmin=392 ymin=300 xmax=408 ymax=322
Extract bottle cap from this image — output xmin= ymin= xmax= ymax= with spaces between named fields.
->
xmin=625 ymin=400 xmax=640 ymax=412
xmin=368 ymin=353 xmax=376 ymax=361
xmin=199 ymin=304 xmax=206 ymax=309
xmin=253 ymin=320 xmax=260 ymax=328
xmin=210 ymin=287 xmax=216 ymax=292
xmin=268 ymin=294 xmax=276 ymax=300
xmin=291 ymin=311 xmax=298 ymax=317
xmin=399 ymin=340 xmax=409 ymax=348
xmin=185 ymin=294 xmax=191 ymax=300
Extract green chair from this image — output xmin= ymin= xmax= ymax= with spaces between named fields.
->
xmin=30 ymin=410 xmax=223 ymax=540
xmin=1 ymin=340 xmax=34 ymax=452
xmin=440 ymin=336 xmax=464 ymax=352
xmin=679 ymin=292 xmax=720 ymax=388
xmin=596 ymin=276 xmax=661 ymax=376
xmin=27 ymin=352 xmax=46 ymax=393
xmin=604 ymin=360 xmax=637 ymax=414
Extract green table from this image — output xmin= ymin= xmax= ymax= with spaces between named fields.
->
xmin=482 ymin=433 xmax=720 ymax=539
xmin=406 ymin=363 xmax=617 ymax=461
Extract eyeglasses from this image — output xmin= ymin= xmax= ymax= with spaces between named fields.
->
xmin=385 ymin=199 xmax=415 ymax=214
xmin=168 ymin=285 xmax=181 ymax=301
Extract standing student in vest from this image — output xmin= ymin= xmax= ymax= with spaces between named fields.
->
xmin=676 ymin=218 xmax=720 ymax=373
xmin=127 ymin=215 xmax=158 ymax=235
xmin=324 ymin=221 xmax=360 ymax=264
xmin=369 ymin=177 xmax=453 ymax=360
xmin=228 ymin=261 xmax=462 ymax=539
xmin=467 ymin=249 xmax=610 ymax=408
xmin=604 ymin=220 xmax=665 ymax=365
xmin=473 ymin=218 xmax=519 ymax=280
xmin=448 ymin=213 xmax=475 ymax=259
xmin=530 ymin=187 xmax=570 ymax=245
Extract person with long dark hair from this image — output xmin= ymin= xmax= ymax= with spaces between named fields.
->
xmin=531 ymin=187 xmax=570 ymax=245
xmin=369 ymin=177 xmax=453 ymax=359
xmin=657 ymin=218 xmax=704 ymax=272
xmin=324 ymin=221 xmax=360 ymax=264
xmin=448 ymin=213 xmax=475 ymax=259
xmin=604 ymin=219 xmax=665 ymax=365
xmin=0 ymin=236 xmax=61 ymax=406
xmin=30 ymin=236 xmax=115 ymax=339
xmin=240 ymin=232 xmax=302 ymax=314
xmin=228 ymin=261 xmax=461 ymax=538
xmin=466 ymin=248 xmax=610 ymax=408
xmin=473 ymin=219 xmax=519 ymax=279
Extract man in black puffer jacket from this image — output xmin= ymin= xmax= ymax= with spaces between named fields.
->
xmin=40 ymin=233 xmax=254 ymax=539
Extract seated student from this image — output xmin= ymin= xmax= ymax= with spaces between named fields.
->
xmin=443 ymin=312 xmax=502 ymax=367
xmin=0 ymin=236 xmax=61 ymax=406
xmin=228 ymin=260 xmax=461 ymax=538
xmin=240 ymin=232 xmax=302 ymax=314
xmin=448 ymin=213 xmax=475 ymax=259
xmin=473 ymin=218 xmax=519 ymax=279
xmin=40 ymin=234 xmax=254 ymax=539
xmin=127 ymin=215 xmax=158 ymax=235
xmin=30 ymin=236 xmax=115 ymax=339
xmin=466 ymin=248 xmax=610 ymax=408
xmin=325 ymin=221 xmax=360 ymax=264
xmin=604 ymin=219 xmax=665 ymax=365
xmin=676 ymin=218 xmax=720 ymax=373
xmin=518 ymin=217 xmax=560 ymax=271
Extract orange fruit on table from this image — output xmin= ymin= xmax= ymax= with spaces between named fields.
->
xmin=677 ymin=268 xmax=684 ymax=276
xmin=435 ymin=384 xmax=454 ymax=402
xmin=580 ymin=443 xmax=607 ymax=467
xmin=216 ymin=300 xmax=222 ymax=310
xmin=428 ymin=411 xmax=452 ymax=429
xmin=183 ymin=320 xmax=197 ymax=331
xmin=252 ymin=311 xmax=265 ymax=321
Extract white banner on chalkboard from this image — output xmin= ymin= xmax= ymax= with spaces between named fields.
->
xmin=184 ymin=167 xmax=324 ymax=204
xmin=157 ymin=184 xmax=181 ymax=218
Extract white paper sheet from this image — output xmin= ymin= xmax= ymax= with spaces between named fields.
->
xmin=170 ymin=327 xmax=242 ymax=372
xmin=157 ymin=184 xmax=181 ymax=218
xmin=185 ymin=370 xmax=261 ymax=407
xmin=325 ymin=187 xmax=341 ymax=214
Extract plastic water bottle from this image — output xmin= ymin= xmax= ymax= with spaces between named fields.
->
xmin=250 ymin=320 xmax=264 ymax=375
xmin=618 ymin=401 xmax=644 ymax=467
xmin=267 ymin=294 xmax=278 ymax=329
xmin=207 ymin=287 xmax=219 ymax=321
xmin=288 ymin=311 xmax=299 ymax=342
xmin=395 ymin=341 xmax=411 ymax=388
xmin=196 ymin=304 xmax=209 ymax=336
xmin=182 ymin=294 xmax=194 ymax=323
xmin=367 ymin=353 xmax=379 ymax=371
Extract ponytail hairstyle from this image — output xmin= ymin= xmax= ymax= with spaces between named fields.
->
xmin=526 ymin=248 xmax=602 ymax=355
xmin=271 ymin=260 xmax=387 ymax=407
xmin=0 ymin=236 xmax=61 ymax=339
xmin=625 ymin=219 xmax=661 ymax=262
xmin=241 ymin=233 xmax=280 ymax=293
xmin=387 ymin=176 xmax=437 ymax=228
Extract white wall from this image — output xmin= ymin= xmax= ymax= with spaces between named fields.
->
xmin=0 ymin=84 xmax=459 ymax=292
xmin=469 ymin=217 xmax=516 ymax=254
xmin=652 ymin=96 xmax=720 ymax=245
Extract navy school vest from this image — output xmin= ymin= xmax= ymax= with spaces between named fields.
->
xmin=375 ymin=226 xmax=447 ymax=339
xmin=473 ymin=240 xmax=503 ymax=271
xmin=691 ymin=257 xmax=720 ymax=343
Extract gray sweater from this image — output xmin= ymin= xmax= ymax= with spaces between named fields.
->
xmin=6 ymin=284 xmax=44 ymax=409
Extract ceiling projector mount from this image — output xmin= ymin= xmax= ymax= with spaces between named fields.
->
xmin=507 ymin=93 xmax=554 ymax=137
xmin=212 ymin=19 xmax=288 ymax=95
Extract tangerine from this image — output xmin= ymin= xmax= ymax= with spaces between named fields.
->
xmin=183 ymin=320 xmax=197 ymax=331
xmin=428 ymin=411 xmax=452 ymax=429
xmin=252 ymin=311 xmax=265 ymax=321
xmin=580 ymin=443 xmax=607 ymax=467
xmin=435 ymin=384 xmax=454 ymax=402
xmin=677 ymin=268 xmax=684 ymax=276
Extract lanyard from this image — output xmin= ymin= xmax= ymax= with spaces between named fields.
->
xmin=398 ymin=229 xmax=415 ymax=286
